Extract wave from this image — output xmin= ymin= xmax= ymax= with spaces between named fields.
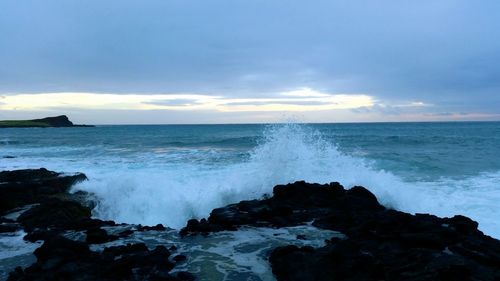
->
xmin=71 ymin=124 xmax=500 ymax=238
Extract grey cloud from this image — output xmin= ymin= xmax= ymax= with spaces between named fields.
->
xmin=352 ymin=105 xmax=403 ymax=116
xmin=0 ymin=0 xmax=499 ymax=119
xmin=426 ymin=112 xmax=470 ymax=117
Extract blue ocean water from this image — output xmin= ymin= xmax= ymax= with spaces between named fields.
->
xmin=1 ymin=122 xmax=500 ymax=238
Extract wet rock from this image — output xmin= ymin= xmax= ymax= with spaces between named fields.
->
xmin=18 ymin=198 xmax=92 ymax=231
xmin=117 ymin=229 xmax=134 ymax=237
xmin=180 ymin=180 xmax=500 ymax=281
xmin=2 ymin=168 xmax=196 ymax=280
xmin=0 ymin=168 xmax=87 ymax=213
xmin=173 ymin=254 xmax=187 ymax=263
xmin=0 ymin=217 xmax=15 ymax=223
xmin=270 ymin=242 xmax=384 ymax=281
xmin=34 ymin=235 xmax=92 ymax=261
xmin=8 ymin=237 xmax=187 ymax=281
xmin=181 ymin=181 xmax=384 ymax=236
xmin=4 ymin=168 xmax=499 ymax=281
xmin=23 ymin=229 xmax=60 ymax=242
xmin=0 ymin=223 xmax=21 ymax=233
xmin=175 ymin=271 xmax=196 ymax=281
xmin=444 ymin=215 xmax=479 ymax=235
xmin=16 ymin=198 xmax=115 ymax=235
xmin=270 ymin=237 xmax=500 ymax=281
xmin=138 ymin=223 xmax=167 ymax=231
xmin=86 ymin=227 xmax=119 ymax=244
xmin=60 ymin=190 xmax=99 ymax=210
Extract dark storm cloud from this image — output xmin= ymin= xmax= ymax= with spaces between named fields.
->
xmin=0 ymin=0 xmax=499 ymax=115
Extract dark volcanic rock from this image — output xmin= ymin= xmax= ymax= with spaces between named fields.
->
xmin=0 ymin=223 xmax=21 ymax=233
xmin=173 ymin=254 xmax=187 ymax=263
xmin=0 ymin=168 xmax=87 ymax=213
xmin=18 ymin=198 xmax=92 ymax=231
xmin=270 ymin=237 xmax=500 ymax=281
xmin=85 ymin=227 xmax=119 ymax=244
xmin=2 ymin=168 xmax=195 ymax=280
xmin=138 ymin=223 xmax=167 ymax=231
xmin=8 ymin=236 xmax=193 ymax=281
xmin=4 ymin=168 xmax=499 ymax=280
xmin=181 ymin=181 xmax=500 ymax=281
xmin=181 ymin=181 xmax=384 ymax=236
xmin=0 ymin=216 xmax=21 ymax=233
xmin=0 ymin=168 xmax=114 ymax=240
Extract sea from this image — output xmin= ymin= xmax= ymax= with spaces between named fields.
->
xmin=1 ymin=122 xmax=499 ymax=280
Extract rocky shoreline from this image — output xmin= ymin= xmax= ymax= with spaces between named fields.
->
xmin=1 ymin=169 xmax=499 ymax=280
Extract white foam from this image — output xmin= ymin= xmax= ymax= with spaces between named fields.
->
xmin=66 ymin=124 xmax=500 ymax=239
xmin=2 ymin=124 xmax=499 ymax=238
xmin=87 ymin=224 xmax=340 ymax=281
xmin=178 ymin=226 xmax=341 ymax=281
xmin=0 ymin=231 xmax=42 ymax=260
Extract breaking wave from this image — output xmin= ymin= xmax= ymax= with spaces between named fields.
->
xmin=72 ymin=124 xmax=500 ymax=238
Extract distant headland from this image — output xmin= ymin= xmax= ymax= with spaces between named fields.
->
xmin=0 ymin=115 xmax=93 ymax=128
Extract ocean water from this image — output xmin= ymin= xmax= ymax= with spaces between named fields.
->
xmin=1 ymin=122 xmax=500 ymax=239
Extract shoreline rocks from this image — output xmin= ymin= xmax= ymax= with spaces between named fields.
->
xmin=0 ymin=169 xmax=193 ymax=281
xmin=1 ymin=169 xmax=499 ymax=280
xmin=181 ymin=181 xmax=500 ymax=280
xmin=8 ymin=236 xmax=194 ymax=281
xmin=0 ymin=168 xmax=87 ymax=214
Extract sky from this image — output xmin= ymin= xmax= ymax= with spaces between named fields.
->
xmin=0 ymin=0 xmax=499 ymax=124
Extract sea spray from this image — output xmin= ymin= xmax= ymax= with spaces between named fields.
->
xmin=1 ymin=123 xmax=499 ymax=237
xmin=69 ymin=124 xmax=500 ymax=238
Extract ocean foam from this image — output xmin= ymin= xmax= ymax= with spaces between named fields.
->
xmin=67 ymin=124 xmax=500 ymax=238
xmin=0 ymin=231 xmax=42 ymax=260
xmin=2 ymin=124 xmax=498 ymax=238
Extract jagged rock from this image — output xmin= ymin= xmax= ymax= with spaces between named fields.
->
xmin=270 ymin=237 xmax=500 ymax=281
xmin=18 ymin=198 xmax=92 ymax=231
xmin=86 ymin=228 xmax=119 ymax=244
xmin=173 ymin=254 xmax=187 ymax=263
xmin=3 ymin=168 xmax=499 ymax=281
xmin=2 ymin=168 xmax=194 ymax=280
xmin=0 ymin=168 xmax=87 ymax=213
xmin=0 ymin=223 xmax=21 ymax=233
xmin=181 ymin=181 xmax=384 ymax=236
xmin=181 ymin=181 xmax=500 ymax=281
xmin=8 ymin=236 xmax=190 ymax=281
xmin=138 ymin=223 xmax=167 ymax=231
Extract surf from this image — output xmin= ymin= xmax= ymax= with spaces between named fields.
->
xmin=70 ymin=124 xmax=500 ymax=238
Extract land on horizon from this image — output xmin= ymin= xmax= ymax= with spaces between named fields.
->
xmin=0 ymin=115 xmax=93 ymax=128
xmin=2 ymin=115 xmax=500 ymax=127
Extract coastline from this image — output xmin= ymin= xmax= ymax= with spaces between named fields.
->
xmin=1 ymin=168 xmax=499 ymax=280
xmin=0 ymin=116 xmax=93 ymax=128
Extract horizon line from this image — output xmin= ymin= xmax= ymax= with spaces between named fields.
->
xmin=80 ymin=120 xmax=500 ymax=126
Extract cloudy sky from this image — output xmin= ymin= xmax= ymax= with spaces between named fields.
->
xmin=0 ymin=0 xmax=499 ymax=124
